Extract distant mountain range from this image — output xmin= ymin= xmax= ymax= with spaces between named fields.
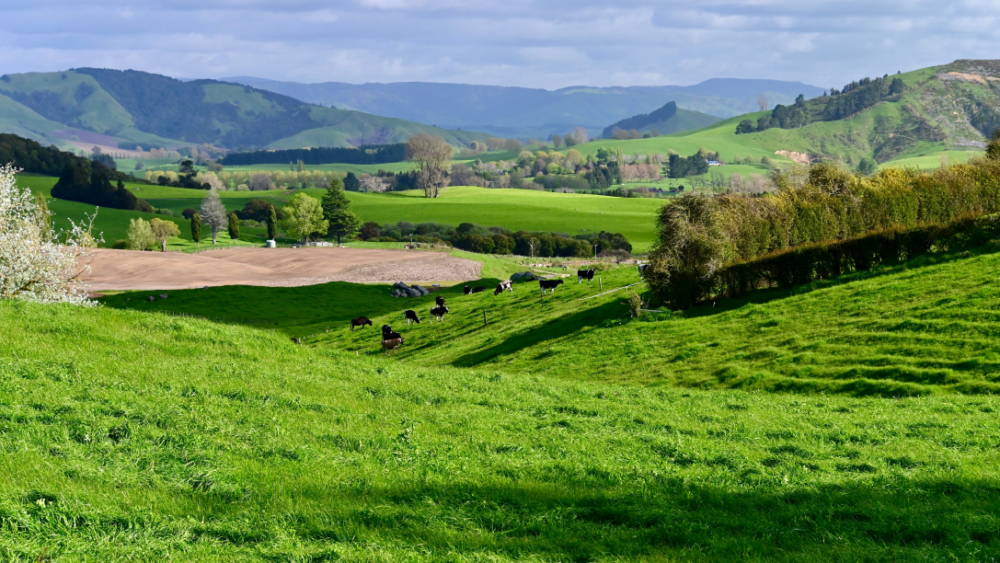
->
xmin=0 ymin=69 xmax=489 ymax=152
xmin=224 ymin=76 xmax=825 ymax=139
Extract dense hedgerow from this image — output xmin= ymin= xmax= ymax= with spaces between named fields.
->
xmin=647 ymin=137 xmax=1000 ymax=307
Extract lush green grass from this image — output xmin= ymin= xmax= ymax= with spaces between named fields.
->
xmin=309 ymin=244 xmax=1000 ymax=397
xmin=17 ymin=175 xmax=255 ymax=250
xmin=4 ymin=299 xmax=1000 ymax=561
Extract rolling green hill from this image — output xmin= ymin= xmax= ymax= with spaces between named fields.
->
xmin=602 ymin=101 xmax=721 ymax=138
xmin=5 ymin=297 xmax=1000 ymax=560
xmin=0 ymin=69 xmax=489 ymax=150
xmin=499 ymin=60 xmax=1000 ymax=172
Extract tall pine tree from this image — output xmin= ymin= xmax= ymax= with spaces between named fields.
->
xmin=191 ymin=212 xmax=202 ymax=243
xmin=267 ymin=205 xmax=278 ymax=241
xmin=321 ymin=178 xmax=361 ymax=245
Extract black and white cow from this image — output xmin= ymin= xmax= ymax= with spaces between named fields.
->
xmin=577 ymin=269 xmax=596 ymax=283
xmin=471 ymin=286 xmax=486 ymax=293
xmin=494 ymin=280 xmax=513 ymax=295
xmin=435 ymin=295 xmax=446 ymax=307
xmin=638 ymin=264 xmax=650 ymax=279
xmin=403 ymin=309 xmax=421 ymax=325
xmin=430 ymin=305 xmax=449 ymax=322
xmin=381 ymin=324 xmax=403 ymax=341
xmin=463 ymin=285 xmax=473 ymax=295
xmin=539 ymin=279 xmax=564 ymax=294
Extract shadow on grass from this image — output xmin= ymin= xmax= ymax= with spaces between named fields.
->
xmin=179 ymin=476 xmax=1000 ymax=561
xmin=452 ymin=300 xmax=624 ymax=367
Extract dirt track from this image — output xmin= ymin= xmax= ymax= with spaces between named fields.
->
xmin=81 ymin=248 xmax=482 ymax=291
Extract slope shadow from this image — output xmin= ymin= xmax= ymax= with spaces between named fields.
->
xmin=452 ymin=300 xmax=623 ymax=367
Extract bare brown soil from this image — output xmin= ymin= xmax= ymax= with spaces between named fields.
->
xmin=81 ymin=248 xmax=482 ymax=290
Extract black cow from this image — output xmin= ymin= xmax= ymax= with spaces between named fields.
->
xmin=403 ymin=309 xmax=421 ymax=325
xmin=463 ymin=285 xmax=473 ymax=295
xmin=381 ymin=324 xmax=403 ymax=341
xmin=435 ymin=295 xmax=446 ymax=307
xmin=539 ymin=279 xmax=564 ymax=294
xmin=577 ymin=269 xmax=596 ymax=283
xmin=471 ymin=286 xmax=486 ymax=293
xmin=431 ymin=305 xmax=449 ymax=322
xmin=350 ymin=316 xmax=373 ymax=331
xmin=494 ymin=280 xmax=513 ymax=295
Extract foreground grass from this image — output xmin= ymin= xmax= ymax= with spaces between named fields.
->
xmin=3 ymin=301 xmax=1000 ymax=561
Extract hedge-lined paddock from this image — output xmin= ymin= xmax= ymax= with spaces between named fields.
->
xmin=716 ymin=214 xmax=1000 ymax=298
xmin=647 ymin=139 xmax=1000 ymax=308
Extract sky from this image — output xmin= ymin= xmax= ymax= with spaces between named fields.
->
xmin=0 ymin=0 xmax=997 ymax=90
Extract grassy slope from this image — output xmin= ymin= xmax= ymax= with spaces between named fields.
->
xmin=313 ymin=244 xmax=1000 ymax=397
xmin=3 ymin=300 xmax=1000 ymax=561
xmin=17 ymin=175 xmax=249 ymax=250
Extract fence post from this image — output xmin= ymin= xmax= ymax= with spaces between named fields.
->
xmin=484 ymin=311 xmax=487 ymax=326
xmin=600 ymin=277 xmax=603 ymax=291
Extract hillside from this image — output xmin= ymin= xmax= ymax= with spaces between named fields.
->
xmin=226 ymin=76 xmax=825 ymax=139
xmin=602 ymin=101 xmax=720 ymax=138
xmin=5 ymin=280 xmax=1000 ymax=560
xmin=517 ymin=60 xmax=1000 ymax=171
xmin=0 ymin=69 xmax=489 ymax=151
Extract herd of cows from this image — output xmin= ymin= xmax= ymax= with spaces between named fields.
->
xmin=349 ymin=266 xmax=645 ymax=355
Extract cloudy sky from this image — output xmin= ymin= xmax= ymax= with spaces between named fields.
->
xmin=0 ymin=1 xmax=996 ymax=89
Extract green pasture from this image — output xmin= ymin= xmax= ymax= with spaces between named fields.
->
xmin=3 ymin=299 xmax=1000 ymax=561
xmin=311 ymin=242 xmax=1000 ymax=397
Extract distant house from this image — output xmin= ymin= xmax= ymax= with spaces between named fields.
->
xmin=707 ymin=160 xmax=723 ymax=166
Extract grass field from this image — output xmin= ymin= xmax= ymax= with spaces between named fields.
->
xmin=306 ymin=242 xmax=1000 ymax=397
xmin=4 ymin=297 xmax=1000 ymax=561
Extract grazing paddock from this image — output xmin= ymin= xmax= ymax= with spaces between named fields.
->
xmin=3 ymin=300 xmax=1000 ymax=561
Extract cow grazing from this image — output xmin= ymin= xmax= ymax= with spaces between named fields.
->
xmin=381 ymin=338 xmax=403 ymax=355
xmin=403 ymin=309 xmax=421 ymax=325
xmin=381 ymin=324 xmax=403 ymax=341
xmin=463 ymin=285 xmax=473 ymax=295
xmin=472 ymin=286 xmax=486 ymax=293
xmin=431 ymin=305 xmax=449 ymax=322
xmin=539 ymin=279 xmax=564 ymax=294
xmin=494 ymin=280 xmax=513 ymax=295
xmin=638 ymin=264 xmax=650 ymax=279
xmin=577 ymin=269 xmax=596 ymax=283
xmin=350 ymin=316 xmax=373 ymax=331
xmin=435 ymin=295 xmax=446 ymax=307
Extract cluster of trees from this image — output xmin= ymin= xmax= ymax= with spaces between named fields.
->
xmin=668 ymin=151 xmax=712 ymax=178
xmin=462 ymin=137 xmax=524 ymax=156
xmin=144 ymin=168 xmax=337 ymax=191
xmin=356 ymin=220 xmax=632 ymax=257
xmin=220 ymin=144 xmax=406 ymax=166
xmin=645 ymin=137 xmax=1000 ymax=308
xmin=549 ymin=127 xmax=589 ymax=148
xmin=125 ymin=217 xmax=180 ymax=251
xmin=736 ymin=75 xmax=907 ymax=135
xmin=52 ymin=160 xmax=153 ymax=212
xmin=0 ymin=134 xmax=131 ymax=183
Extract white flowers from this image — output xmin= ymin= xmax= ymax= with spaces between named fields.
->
xmin=0 ymin=163 xmax=100 ymax=305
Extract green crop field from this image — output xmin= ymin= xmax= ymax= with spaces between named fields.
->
xmin=5 ymin=267 xmax=1000 ymax=560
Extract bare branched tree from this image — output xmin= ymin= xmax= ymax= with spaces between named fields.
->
xmin=407 ymin=134 xmax=453 ymax=198
xmin=199 ymin=189 xmax=228 ymax=244
xmin=758 ymin=95 xmax=770 ymax=112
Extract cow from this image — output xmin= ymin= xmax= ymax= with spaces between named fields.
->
xmin=463 ymin=285 xmax=473 ymax=295
xmin=577 ymin=269 xmax=596 ymax=283
xmin=435 ymin=295 xmax=446 ymax=307
xmin=431 ymin=305 xmax=449 ymax=322
xmin=403 ymin=309 xmax=421 ymax=325
xmin=381 ymin=324 xmax=403 ymax=341
xmin=494 ymin=280 xmax=513 ymax=295
xmin=539 ymin=279 xmax=564 ymax=294
xmin=350 ymin=316 xmax=373 ymax=331
xmin=471 ymin=286 xmax=486 ymax=293
xmin=638 ymin=264 xmax=650 ymax=279
xmin=381 ymin=337 xmax=403 ymax=355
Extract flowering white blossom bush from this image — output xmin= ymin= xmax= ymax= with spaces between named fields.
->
xmin=0 ymin=164 xmax=100 ymax=305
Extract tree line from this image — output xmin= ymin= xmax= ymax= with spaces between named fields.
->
xmin=219 ymin=144 xmax=407 ymax=166
xmin=736 ymin=75 xmax=907 ymax=134
xmin=645 ymin=134 xmax=1000 ymax=308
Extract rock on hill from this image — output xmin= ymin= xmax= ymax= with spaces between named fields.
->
xmin=0 ymin=69 xmax=490 ymax=151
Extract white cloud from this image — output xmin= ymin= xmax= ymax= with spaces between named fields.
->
xmin=0 ymin=1 xmax=995 ymax=89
